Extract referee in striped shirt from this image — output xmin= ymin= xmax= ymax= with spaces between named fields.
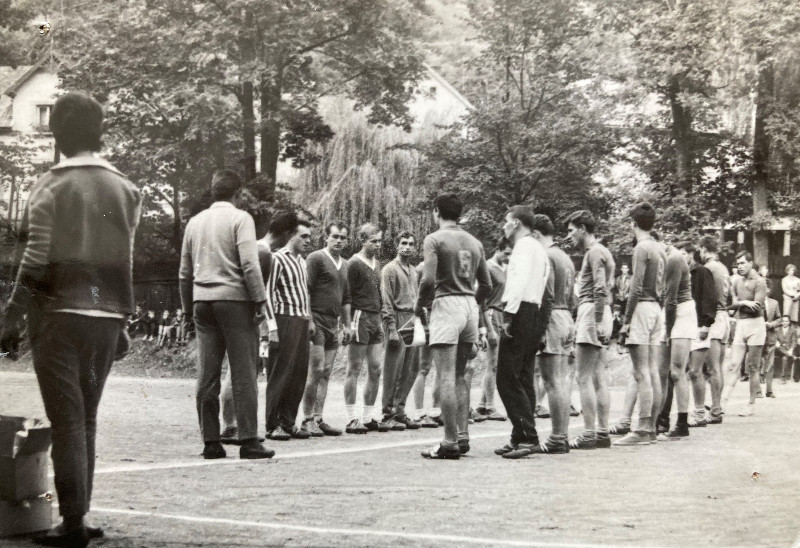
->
xmin=265 ymin=219 xmax=317 ymax=441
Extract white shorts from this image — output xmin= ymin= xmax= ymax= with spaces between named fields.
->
xmin=575 ymin=302 xmax=612 ymax=347
xmin=708 ymin=310 xmax=731 ymax=341
xmin=429 ymin=295 xmax=479 ymax=345
xmin=732 ymin=317 xmax=767 ymax=347
xmin=671 ymin=300 xmax=698 ymax=340
xmin=627 ymin=301 xmax=665 ymax=346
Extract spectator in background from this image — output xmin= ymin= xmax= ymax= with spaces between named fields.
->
xmin=775 ymin=315 xmax=796 ymax=384
xmin=782 ymin=264 xmax=800 ymax=324
xmin=1 ymin=92 xmax=140 ymax=546
xmin=179 ymin=169 xmax=273 ymax=460
xmin=615 ymin=263 xmax=631 ymax=315
xmin=760 ymin=281 xmax=781 ymax=398
xmin=128 ymin=304 xmax=145 ymax=337
xmin=156 ymin=309 xmax=172 ymax=348
xmin=173 ymin=308 xmax=186 ymax=345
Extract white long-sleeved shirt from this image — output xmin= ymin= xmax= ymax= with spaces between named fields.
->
xmin=501 ymin=235 xmax=550 ymax=314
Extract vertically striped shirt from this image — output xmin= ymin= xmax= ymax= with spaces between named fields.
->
xmin=268 ymin=247 xmax=310 ymax=318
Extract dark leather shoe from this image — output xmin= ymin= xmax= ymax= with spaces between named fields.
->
xmin=33 ymin=524 xmax=90 ymax=547
xmin=86 ymin=525 xmax=104 ymax=539
xmin=458 ymin=439 xmax=470 ymax=455
xmin=202 ymin=442 xmax=226 ymax=459
xmin=267 ymin=426 xmax=291 ymax=441
xmin=289 ymin=426 xmax=312 ymax=439
xmin=421 ymin=443 xmax=460 ymax=460
xmin=240 ymin=440 xmax=275 ymax=459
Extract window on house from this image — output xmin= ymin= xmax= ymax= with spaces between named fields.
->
xmin=36 ymin=105 xmax=52 ymax=128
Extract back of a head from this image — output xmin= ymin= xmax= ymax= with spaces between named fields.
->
xmin=433 ymin=193 xmax=462 ymax=221
xmin=629 ymin=202 xmax=656 ymax=231
xmin=269 ymin=210 xmax=300 ymax=241
xmin=506 ymin=205 xmax=536 ymax=231
xmin=698 ymin=235 xmax=720 ymax=254
xmin=210 ymin=169 xmax=242 ymax=202
xmin=530 ymin=213 xmax=555 ymax=236
xmin=50 ymin=92 xmax=104 ymax=157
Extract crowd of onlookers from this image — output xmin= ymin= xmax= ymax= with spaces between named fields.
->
xmin=127 ymin=305 xmax=191 ymax=348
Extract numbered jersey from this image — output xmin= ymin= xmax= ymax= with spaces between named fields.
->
xmin=421 ymin=226 xmax=488 ymax=300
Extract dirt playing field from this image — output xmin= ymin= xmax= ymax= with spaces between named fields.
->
xmin=2 ymin=367 xmax=800 ymax=547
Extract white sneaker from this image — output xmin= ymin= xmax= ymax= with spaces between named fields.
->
xmin=738 ymin=403 xmax=754 ymax=417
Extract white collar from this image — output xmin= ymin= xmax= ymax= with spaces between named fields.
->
xmin=323 ymin=249 xmax=343 ymax=270
xmin=50 ymin=154 xmax=124 ymax=176
xmin=487 ymin=257 xmax=506 ymax=272
xmin=356 ymin=253 xmax=377 ymax=270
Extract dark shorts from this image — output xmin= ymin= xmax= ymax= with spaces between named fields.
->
xmin=352 ymin=310 xmax=383 ymax=345
xmin=310 ymin=312 xmax=339 ymax=350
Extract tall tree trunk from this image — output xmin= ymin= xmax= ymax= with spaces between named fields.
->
xmin=752 ymin=52 xmax=774 ymax=270
xmin=7 ymin=174 xmax=16 ymax=227
xmin=668 ymin=76 xmax=693 ymax=192
xmin=260 ymin=62 xmax=283 ymax=202
xmin=171 ymin=181 xmax=182 ymax=252
xmin=240 ymin=9 xmax=256 ymax=183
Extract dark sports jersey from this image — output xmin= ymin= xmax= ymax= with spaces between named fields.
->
xmin=485 ymin=258 xmax=506 ymax=311
xmin=546 ymin=243 xmax=575 ymax=310
xmin=307 ymin=249 xmax=350 ymax=317
xmin=348 ymin=254 xmax=382 ymax=313
xmin=624 ymin=238 xmax=666 ymax=324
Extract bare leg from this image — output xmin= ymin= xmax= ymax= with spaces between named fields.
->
xmin=480 ymin=338 xmax=500 ymax=411
xmin=708 ymin=340 xmax=725 ymax=415
xmin=688 ymin=349 xmax=709 ymax=414
xmin=576 ymin=344 xmax=603 ymax=434
xmin=722 ymin=344 xmax=747 ymax=403
xmin=539 ymin=353 xmax=568 ymax=436
xmin=302 ymin=344 xmax=326 ymax=418
xmin=345 ymin=344 xmax=366 ymax=406
xmin=363 ymin=343 xmax=383 ymax=406
xmin=456 ymin=348 xmax=473 ymax=441
xmin=628 ymin=344 xmax=654 ymax=431
xmin=593 ymin=350 xmax=610 ymax=431
xmin=431 ymin=344 xmax=458 ymax=446
xmin=671 ymin=339 xmax=692 ymax=414
xmin=746 ymin=345 xmax=763 ymax=404
xmin=412 ymin=346 xmax=433 ymax=416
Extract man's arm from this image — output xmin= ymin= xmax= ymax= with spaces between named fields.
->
xmin=235 ymin=215 xmax=267 ymax=304
xmin=381 ymin=264 xmax=399 ymax=332
xmin=540 ymin=260 xmax=555 ymax=338
xmin=663 ymin=258 xmax=681 ymax=336
xmin=261 ymin=254 xmax=283 ymax=339
xmin=415 ymin=237 xmax=437 ymax=318
xmin=624 ymin=247 xmax=645 ymax=325
xmin=501 ymin=240 xmax=529 ymax=315
xmin=475 ymin=250 xmax=492 ymax=307
xmin=258 ymin=245 xmax=277 ymax=332
xmin=698 ymin=268 xmax=717 ymax=328
xmin=178 ymin=223 xmax=194 ymax=318
xmin=591 ymin=249 xmax=609 ymax=325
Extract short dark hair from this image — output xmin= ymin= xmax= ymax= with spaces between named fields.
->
xmin=674 ymin=240 xmax=695 ymax=253
xmin=357 ymin=223 xmax=382 ymax=243
xmin=268 ymin=210 xmax=299 ymax=238
xmin=735 ymin=250 xmax=753 ymax=263
xmin=629 ymin=202 xmax=656 ymax=231
xmin=210 ymin=169 xmax=242 ymax=201
xmin=296 ymin=219 xmax=312 ymax=230
xmin=565 ymin=210 xmax=596 ymax=234
xmin=50 ymin=92 xmax=103 ymax=157
xmin=495 ymin=236 xmax=511 ymax=252
xmin=698 ymin=235 xmax=720 ymax=254
xmin=530 ymin=213 xmax=555 ymax=236
xmin=433 ymin=193 xmax=463 ymax=221
xmin=395 ymin=231 xmax=415 ymax=245
xmin=506 ymin=205 xmax=536 ymax=230
xmin=325 ymin=221 xmax=348 ymax=236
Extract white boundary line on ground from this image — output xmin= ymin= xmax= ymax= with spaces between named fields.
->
xmin=91 ymin=506 xmax=612 ymax=548
xmin=87 ymin=428 xmax=525 ymax=476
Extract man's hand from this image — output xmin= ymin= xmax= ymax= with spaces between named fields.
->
xmin=501 ymin=319 xmax=513 ymax=339
xmin=487 ymin=326 xmax=498 ymax=347
xmin=268 ymin=328 xmax=279 ymax=348
xmin=478 ymin=332 xmax=488 ymax=351
xmin=255 ymin=302 xmax=267 ymax=324
xmin=698 ymin=326 xmax=709 ymax=341
xmin=597 ymin=326 xmax=609 ymax=345
xmin=388 ymin=327 xmax=401 ymax=347
xmin=341 ymin=326 xmax=352 ymax=346
xmin=309 ymin=320 xmax=316 ymax=339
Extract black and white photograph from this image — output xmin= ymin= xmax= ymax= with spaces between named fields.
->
xmin=1 ymin=0 xmax=799 ymax=546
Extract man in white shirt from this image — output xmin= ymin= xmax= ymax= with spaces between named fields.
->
xmin=494 ymin=205 xmax=552 ymax=459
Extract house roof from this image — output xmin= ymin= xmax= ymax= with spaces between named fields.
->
xmin=423 ymin=63 xmax=474 ymax=111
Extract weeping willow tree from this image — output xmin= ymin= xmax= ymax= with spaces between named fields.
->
xmin=290 ymin=94 xmax=466 ymax=255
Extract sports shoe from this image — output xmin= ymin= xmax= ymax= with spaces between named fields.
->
xmin=417 ymin=415 xmax=439 ymax=428
xmin=688 ymin=413 xmax=708 ymax=427
xmin=657 ymin=425 xmax=689 ymax=441
xmin=534 ymin=405 xmax=551 ymax=418
xmin=756 ymin=391 xmax=764 ymax=398
xmin=267 ymin=426 xmax=291 ymax=441
xmin=766 ymin=392 xmax=776 ymax=398
xmin=596 ymin=434 xmax=611 ymax=448
xmin=613 ymin=431 xmax=651 ymax=446
xmin=503 ymin=442 xmax=536 ymax=459
xmin=382 ymin=418 xmax=407 ymax=431
xmin=485 ymin=410 xmax=507 ymax=421
xmin=568 ymin=433 xmax=597 ymax=450
xmin=494 ymin=441 xmax=518 ymax=455
xmin=656 ymin=418 xmax=670 ymax=434
xmin=707 ymin=413 xmax=723 ymax=425
xmin=608 ymin=422 xmax=631 ymax=436
xmin=395 ymin=415 xmax=421 ymax=430
xmin=220 ymin=426 xmax=239 ymax=445
xmin=365 ymin=419 xmax=391 ymax=432
xmin=431 ymin=415 xmax=444 ymax=426
xmin=289 ymin=426 xmax=312 ymax=439
xmin=346 ymin=419 xmax=368 ymax=434
xmin=421 ymin=443 xmax=460 ymax=460
xmin=740 ymin=374 xmax=749 ymax=382
xmin=301 ymin=419 xmax=324 ymax=437
xmin=318 ymin=420 xmax=342 ymax=436
xmin=202 ymin=441 xmax=226 ymax=459
xmin=458 ymin=439 xmax=470 ymax=455
xmin=469 ymin=408 xmax=488 ymax=423
xmin=532 ymin=437 xmax=569 ymax=454
xmin=240 ymin=440 xmax=275 ymax=459
xmin=569 ymin=405 xmax=581 ymax=417
xmin=738 ymin=403 xmax=754 ymax=417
